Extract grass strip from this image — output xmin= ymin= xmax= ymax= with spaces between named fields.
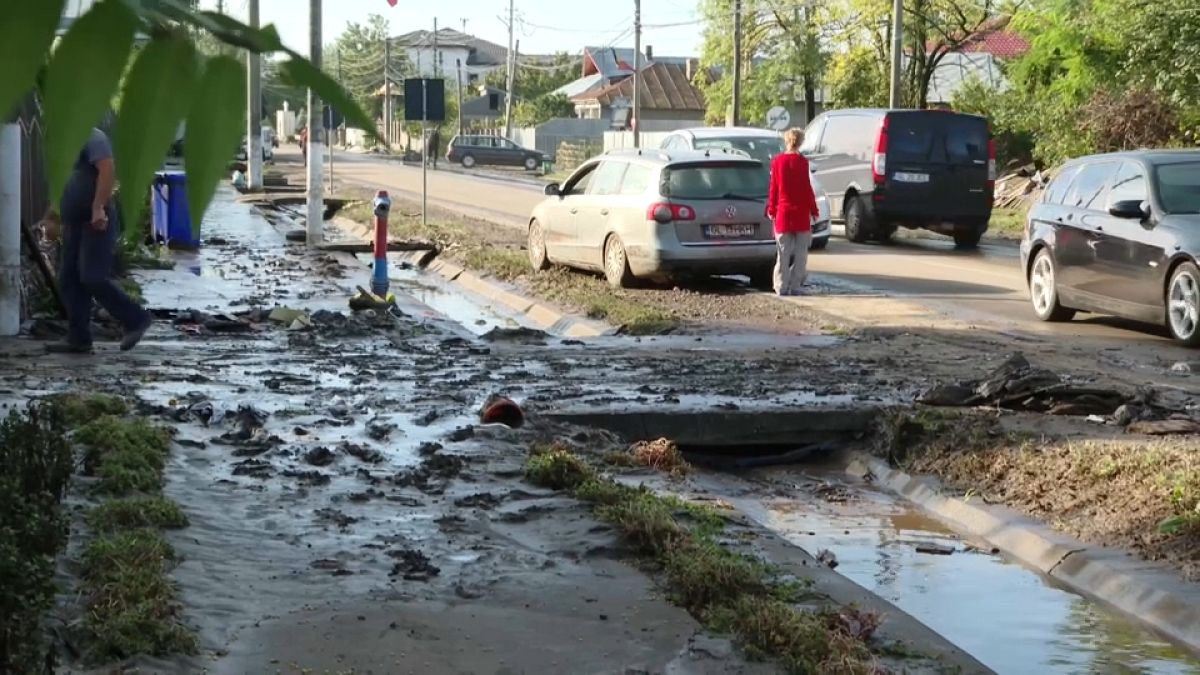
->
xmin=79 ymin=529 xmax=198 ymax=660
xmin=523 ymin=442 xmax=881 ymax=674
xmin=57 ymin=396 xmax=197 ymax=662
xmin=344 ymin=199 xmax=679 ymax=335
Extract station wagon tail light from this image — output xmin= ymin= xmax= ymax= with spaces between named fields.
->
xmin=648 ymin=203 xmax=695 ymax=223
xmin=987 ymin=137 xmax=997 ymax=185
xmin=872 ymin=116 xmax=889 ymax=185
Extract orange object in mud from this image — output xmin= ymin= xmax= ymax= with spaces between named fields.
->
xmin=480 ymin=396 xmax=523 ymax=428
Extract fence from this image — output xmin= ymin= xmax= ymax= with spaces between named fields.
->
xmin=553 ymin=140 xmax=603 ymax=174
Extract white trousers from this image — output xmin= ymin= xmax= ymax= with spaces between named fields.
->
xmin=774 ymin=231 xmax=812 ymax=294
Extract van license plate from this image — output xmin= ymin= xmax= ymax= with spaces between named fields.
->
xmin=704 ymin=224 xmax=756 ymax=239
xmin=894 ymin=172 xmax=930 ymax=183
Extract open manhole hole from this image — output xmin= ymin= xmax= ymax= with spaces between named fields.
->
xmin=543 ymin=407 xmax=877 ymax=469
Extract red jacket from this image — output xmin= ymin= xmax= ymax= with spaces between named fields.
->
xmin=767 ymin=152 xmax=819 ymax=235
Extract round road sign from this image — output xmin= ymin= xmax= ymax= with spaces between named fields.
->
xmin=767 ymin=106 xmax=791 ymax=131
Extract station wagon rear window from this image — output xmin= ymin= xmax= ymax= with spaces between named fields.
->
xmin=661 ymin=162 xmax=769 ymax=200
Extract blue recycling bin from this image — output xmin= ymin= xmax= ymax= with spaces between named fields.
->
xmin=151 ymin=171 xmax=197 ymax=248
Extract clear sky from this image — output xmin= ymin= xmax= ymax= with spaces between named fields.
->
xmin=196 ymin=0 xmax=703 ymax=59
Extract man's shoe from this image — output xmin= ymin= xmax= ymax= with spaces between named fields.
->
xmin=45 ymin=341 xmax=93 ymax=354
xmin=120 ymin=317 xmax=153 ymax=352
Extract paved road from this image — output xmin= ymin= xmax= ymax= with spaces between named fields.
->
xmin=322 ymin=149 xmax=1191 ymax=355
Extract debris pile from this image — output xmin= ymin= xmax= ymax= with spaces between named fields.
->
xmin=920 ymin=353 xmax=1126 ymax=416
xmin=993 ymin=164 xmax=1050 ymax=209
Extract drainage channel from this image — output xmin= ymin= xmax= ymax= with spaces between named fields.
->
xmin=547 ymin=408 xmax=1200 ymax=675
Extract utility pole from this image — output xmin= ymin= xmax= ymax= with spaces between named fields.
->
xmin=799 ymin=5 xmax=815 ymax=123
xmin=456 ymin=58 xmax=465 ymax=136
xmin=889 ymin=0 xmax=903 ymax=108
xmin=503 ymin=0 xmax=515 ymax=140
xmin=306 ymin=0 xmax=324 ymax=246
xmin=633 ymin=0 xmax=642 ymax=147
xmin=433 ymin=18 xmax=439 ymax=79
xmin=731 ymin=0 xmax=742 ymax=126
xmin=246 ymin=0 xmax=263 ymax=191
xmin=384 ymin=37 xmax=392 ymax=147
xmin=0 ymin=124 xmax=18 ymax=336
xmin=461 ymin=18 xmax=468 ymax=34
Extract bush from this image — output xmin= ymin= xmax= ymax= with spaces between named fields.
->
xmin=524 ymin=448 xmax=593 ymax=491
xmin=1080 ymin=89 xmax=1182 ymax=153
xmin=0 ymin=402 xmax=73 ymax=672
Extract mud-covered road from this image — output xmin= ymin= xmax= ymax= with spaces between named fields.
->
xmin=318 ymin=147 xmax=1198 ymax=362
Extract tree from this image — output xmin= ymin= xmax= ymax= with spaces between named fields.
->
xmin=826 ymin=45 xmax=888 ymax=108
xmin=512 ymin=94 xmax=575 ymax=128
xmin=329 ymin=15 xmax=406 ymax=120
xmin=485 ymin=52 xmax=578 ymax=101
xmin=5 ymin=0 xmax=375 ymax=241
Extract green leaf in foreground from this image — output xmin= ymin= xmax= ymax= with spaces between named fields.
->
xmin=114 ymin=36 xmax=198 ymax=234
xmin=0 ymin=0 xmax=67 ymax=122
xmin=44 ymin=0 xmax=138 ymax=204
xmin=280 ymin=53 xmax=382 ymax=144
xmin=184 ymin=56 xmax=246 ymax=232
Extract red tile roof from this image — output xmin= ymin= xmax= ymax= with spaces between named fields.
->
xmin=926 ymin=16 xmax=1030 ymax=59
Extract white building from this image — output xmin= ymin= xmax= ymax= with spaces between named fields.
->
xmin=390 ymin=28 xmax=508 ymax=83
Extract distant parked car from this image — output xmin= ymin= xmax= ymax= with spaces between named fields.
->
xmin=801 ymin=109 xmax=995 ymax=248
xmin=447 ymin=134 xmax=544 ymax=171
xmin=1021 ymin=149 xmax=1200 ymax=345
xmin=660 ymin=126 xmax=832 ymax=250
xmin=529 ymin=149 xmax=780 ymax=288
xmin=236 ymin=129 xmax=274 ymax=161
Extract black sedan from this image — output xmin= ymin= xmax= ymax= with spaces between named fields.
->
xmin=1021 ymin=150 xmax=1200 ymax=345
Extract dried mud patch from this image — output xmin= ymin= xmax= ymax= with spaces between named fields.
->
xmin=880 ymin=409 xmax=1200 ymax=580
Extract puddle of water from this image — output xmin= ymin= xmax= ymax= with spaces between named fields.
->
xmin=730 ymin=475 xmax=1200 ymax=675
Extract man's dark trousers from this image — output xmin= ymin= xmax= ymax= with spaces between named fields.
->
xmin=60 ymin=207 xmax=148 ymax=346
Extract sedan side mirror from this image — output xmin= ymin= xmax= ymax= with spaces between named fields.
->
xmin=544 ymin=183 xmax=561 ymax=197
xmin=1108 ymin=199 xmax=1149 ymax=219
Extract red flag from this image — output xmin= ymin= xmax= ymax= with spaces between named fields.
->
xmin=387 ymin=0 xmax=397 ymax=5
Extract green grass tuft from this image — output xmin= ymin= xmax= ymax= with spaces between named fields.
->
xmin=48 ymin=393 xmax=129 ymax=429
xmin=524 ymin=447 xmax=594 ymax=491
xmin=85 ymin=496 xmax=189 ymax=532
xmin=75 ymin=415 xmax=172 ymax=495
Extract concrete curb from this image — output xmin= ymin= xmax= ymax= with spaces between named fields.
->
xmin=331 ymin=217 xmax=614 ymax=339
xmin=850 ymin=454 xmax=1200 ymax=654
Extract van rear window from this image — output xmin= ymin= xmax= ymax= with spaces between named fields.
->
xmin=887 ymin=112 xmax=988 ymax=164
xmin=662 ymin=162 xmax=769 ymax=200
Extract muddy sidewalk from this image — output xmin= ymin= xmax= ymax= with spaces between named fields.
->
xmin=0 ymin=187 xmax=993 ymax=674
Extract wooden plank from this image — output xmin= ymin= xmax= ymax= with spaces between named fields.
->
xmin=317 ymin=240 xmax=438 ymax=254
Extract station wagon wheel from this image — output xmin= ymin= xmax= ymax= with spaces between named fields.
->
xmin=1167 ymin=261 xmax=1200 ymax=346
xmin=528 ymin=220 xmax=550 ymax=271
xmin=1029 ymin=249 xmax=1075 ymax=322
xmin=524 ymin=156 xmax=539 ymax=171
xmin=461 ymin=154 xmax=476 ymax=168
xmin=604 ymin=235 xmax=634 ymax=288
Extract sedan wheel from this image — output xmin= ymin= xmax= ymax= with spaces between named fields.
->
xmin=461 ymin=154 xmax=476 ymax=168
xmin=528 ymin=220 xmax=550 ymax=271
xmin=1167 ymin=262 xmax=1200 ymax=346
xmin=524 ymin=156 xmax=539 ymax=171
xmin=1029 ymin=249 xmax=1075 ymax=322
xmin=604 ymin=236 xmax=634 ymax=288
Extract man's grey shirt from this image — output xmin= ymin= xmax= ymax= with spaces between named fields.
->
xmin=60 ymin=128 xmax=113 ymax=225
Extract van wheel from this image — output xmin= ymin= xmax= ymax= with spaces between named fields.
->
xmin=844 ymin=196 xmax=871 ymax=243
xmin=1166 ymin=261 xmax=1200 ymax=346
xmin=1029 ymin=249 xmax=1075 ymax=322
xmin=604 ymin=236 xmax=635 ymax=288
xmin=528 ymin=220 xmax=550 ymax=271
xmin=461 ymin=154 xmax=477 ymax=168
xmin=954 ymin=225 xmax=984 ymax=249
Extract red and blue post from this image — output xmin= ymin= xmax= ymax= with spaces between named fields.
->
xmin=371 ymin=190 xmax=392 ymax=297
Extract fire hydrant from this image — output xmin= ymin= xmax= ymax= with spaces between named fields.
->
xmin=371 ymin=190 xmax=392 ymax=297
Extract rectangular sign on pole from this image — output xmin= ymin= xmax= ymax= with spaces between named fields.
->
xmin=404 ymin=78 xmax=445 ymax=122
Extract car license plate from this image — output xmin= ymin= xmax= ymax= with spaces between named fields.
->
xmin=894 ymin=172 xmax=930 ymax=183
xmin=704 ymin=223 xmax=756 ymax=239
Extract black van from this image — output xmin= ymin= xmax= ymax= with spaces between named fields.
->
xmin=800 ymin=109 xmax=995 ymax=248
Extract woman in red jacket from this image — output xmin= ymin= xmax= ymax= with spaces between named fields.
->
xmin=767 ymin=128 xmax=820 ymax=296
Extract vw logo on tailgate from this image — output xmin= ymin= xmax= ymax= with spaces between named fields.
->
xmin=724 ymin=205 xmax=737 ymax=220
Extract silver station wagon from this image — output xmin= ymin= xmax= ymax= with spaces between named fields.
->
xmin=527 ymin=149 xmax=778 ymax=288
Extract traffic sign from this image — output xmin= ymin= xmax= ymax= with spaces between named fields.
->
xmin=767 ymin=106 xmax=791 ymax=131
xmin=404 ymin=78 xmax=446 ymax=122
xmin=322 ymin=105 xmax=343 ymax=130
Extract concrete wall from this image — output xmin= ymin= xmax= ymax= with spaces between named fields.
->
xmin=510 ymin=118 xmax=611 ymax=160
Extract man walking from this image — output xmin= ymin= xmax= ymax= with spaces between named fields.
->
xmin=46 ymin=127 xmax=152 ymax=354
xmin=426 ymin=128 xmax=441 ymax=170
